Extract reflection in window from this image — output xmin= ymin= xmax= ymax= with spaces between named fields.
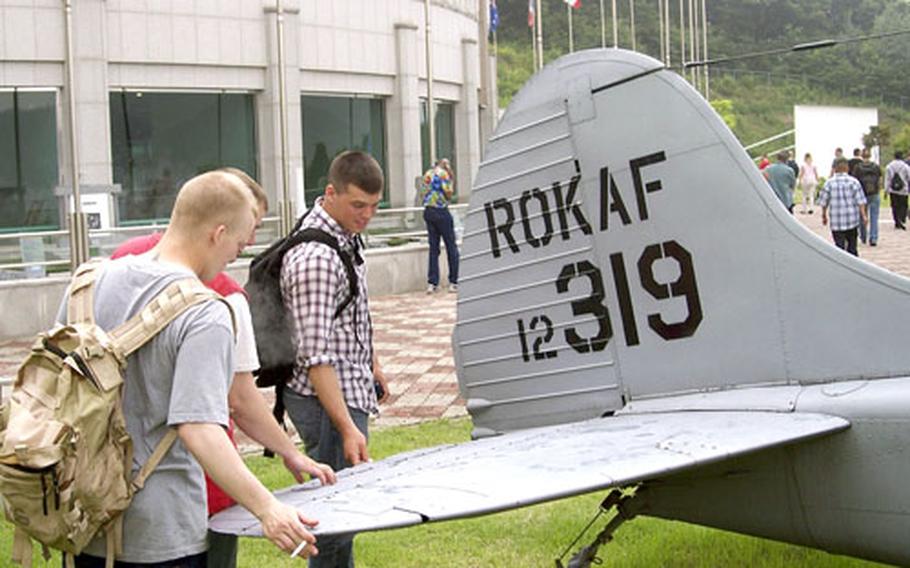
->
xmin=420 ymin=100 xmax=456 ymax=189
xmin=0 ymin=90 xmax=59 ymax=230
xmin=109 ymin=92 xmax=257 ymax=223
xmin=301 ymin=95 xmax=387 ymax=207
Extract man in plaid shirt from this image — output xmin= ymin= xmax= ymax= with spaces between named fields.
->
xmin=818 ymin=156 xmax=868 ymax=257
xmin=280 ymin=151 xmax=391 ymax=567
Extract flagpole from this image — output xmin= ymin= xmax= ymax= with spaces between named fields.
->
xmin=688 ymin=0 xmax=696 ymax=87
xmin=536 ymin=0 xmax=544 ymax=69
xmin=611 ymin=0 xmax=618 ymax=47
xmin=568 ymin=3 xmax=574 ymax=53
xmin=658 ymin=0 xmax=664 ymax=63
xmin=702 ymin=0 xmax=709 ymax=99
xmin=425 ymin=0 xmax=436 ymax=166
xmin=629 ymin=0 xmax=636 ymax=51
xmin=600 ymin=0 xmax=606 ymax=48
xmin=679 ymin=0 xmax=686 ymax=80
xmin=664 ymin=0 xmax=671 ymax=65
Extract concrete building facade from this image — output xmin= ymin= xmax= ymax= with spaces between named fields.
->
xmin=0 ymin=0 xmax=498 ymax=233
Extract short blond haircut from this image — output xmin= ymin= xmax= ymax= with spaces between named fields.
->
xmin=215 ymin=167 xmax=268 ymax=214
xmin=169 ymin=171 xmax=257 ymax=237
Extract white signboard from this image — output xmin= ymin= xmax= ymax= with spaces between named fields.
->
xmin=794 ymin=105 xmax=879 ymax=178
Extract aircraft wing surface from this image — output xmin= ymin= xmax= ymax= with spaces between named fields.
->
xmin=210 ymin=411 xmax=848 ymax=537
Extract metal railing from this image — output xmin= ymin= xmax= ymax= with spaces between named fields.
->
xmin=0 ymin=204 xmax=469 ymax=278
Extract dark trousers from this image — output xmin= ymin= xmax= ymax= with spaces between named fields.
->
xmin=74 ymin=553 xmax=206 ymax=568
xmin=423 ymin=206 xmax=459 ymax=286
xmin=831 ymin=227 xmax=859 ymax=256
xmin=283 ymin=388 xmax=369 ymax=568
xmin=891 ymin=194 xmax=908 ymax=228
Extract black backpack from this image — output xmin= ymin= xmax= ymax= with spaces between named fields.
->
xmin=855 ymin=163 xmax=881 ymax=196
xmin=890 ymin=171 xmax=905 ymax=193
xmin=245 ymin=211 xmax=360 ymax=428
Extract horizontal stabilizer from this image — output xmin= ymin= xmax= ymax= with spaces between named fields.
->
xmin=210 ymin=411 xmax=848 ymax=537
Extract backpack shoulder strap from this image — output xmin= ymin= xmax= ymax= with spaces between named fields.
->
xmin=109 ymin=278 xmax=234 ymax=357
xmin=296 ymin=228 xmax=359 ymax=318
xmin=67 ymin=258 xmax=106 ymax=325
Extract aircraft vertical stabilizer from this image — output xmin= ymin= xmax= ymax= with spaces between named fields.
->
xmin=455 ymin=49 xmax=910 ymax=435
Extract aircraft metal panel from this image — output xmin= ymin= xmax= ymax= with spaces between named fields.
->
xmin=457 ymin=74 xmax=624 ymax=432
xmin=210 ymin=411 xmax=848 ymax=538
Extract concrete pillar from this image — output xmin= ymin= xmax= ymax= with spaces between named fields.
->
xmin=64 ymin=0 xmax=112 ymax=186
xmin=388 ymin=22 xmax=421 ymax=208
xmin=259 ymin=1 xmax=304 ymax=214
xmin=455 ymin=38 xmax=481 ymax=203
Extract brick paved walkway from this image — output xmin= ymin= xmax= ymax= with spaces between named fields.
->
xmin=3 ymin=208 xmax=910 ymax=448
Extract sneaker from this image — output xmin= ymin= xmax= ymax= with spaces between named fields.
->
xmin=447 ymin=283 xmax=458 ymax=293
xmin=871 ymin=242 xmax=878 ymax=247
xmin=426 ymin=284 xmax=438 ymax=294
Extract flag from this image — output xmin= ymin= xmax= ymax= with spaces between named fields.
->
xmin=564 ymin=0 xmax=581 ymax=8
xmin=528 ymin=0 xmax=535 ymax=28
xmin=489 ymin=0 xmax=499 ymax=34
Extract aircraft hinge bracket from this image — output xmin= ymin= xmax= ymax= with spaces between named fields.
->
xmin=556 ymin=487 xmax=642 ymax=568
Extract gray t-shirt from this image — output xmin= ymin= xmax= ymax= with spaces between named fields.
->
xmin=58 ymin=255 xmax=234 ymax=562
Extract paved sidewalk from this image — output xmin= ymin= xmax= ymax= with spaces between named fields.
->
xmin=3 ymin=208 xmax=910 ymax=448
xmin=0 ymin=289 xmax=465 ymax=452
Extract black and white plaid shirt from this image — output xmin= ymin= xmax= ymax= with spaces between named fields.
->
xmin=818 ymin=173 xmax=866 ymax=232
xmin=280 ymin=199 xmax=376 ymax=414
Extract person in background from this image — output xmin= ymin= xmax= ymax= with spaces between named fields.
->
xmin=853 ymin=149 xmax=882 ymax=246
xmin=764 ymin=151 xmax=796 ymax=213
xmin=798 ymin=152 xmax=818 ymax=214
xmin=886 ymin=150 xmax=910 ymax=230
xmin=830 ymin=147 xmax=844 ymax=178
xmin=848 ymin=148 xmax=863 ymax=179
xmin=819 ymin=156 xmax=868 ymax=257
xmin=420 ymin=158 xmax=460 ymax=294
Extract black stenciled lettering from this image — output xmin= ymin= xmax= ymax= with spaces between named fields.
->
xmin=637 ymin=240 xmax=703 ymax=340
xmin=484 ymin=198 xmax=520 ymax=258
xmin=517 ymin=318 xmax=530 ymax=362
xmin=552 ymin=174 xmax=592 ymax=240
xmin=519 ymin=188 xmax=554 ymax=249
xmin=599 ymin=167 xmax=631 ymax=231
xmin=529 ymin=315 xmax=558 ymax=360
xmin=630 ymin=151 xmax=667 ymax=221
xmin=556 ymin=261 xmax=611 ymax=353
xmin=609 ymin=252 xmax=639 ymax=346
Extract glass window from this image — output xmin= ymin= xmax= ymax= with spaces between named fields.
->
xmin=301 ymin=95 xmax=387 ymax=207
xmin=0 ymin=90 xmax=59 ymax=231
xmin=420 ymin=100 xmax=456 ymax=194
xmin=109 ymin=91 xmax=257 ymax=223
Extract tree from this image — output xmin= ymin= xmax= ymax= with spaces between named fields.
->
xmin=863 ymin=125 xmax=890 ymax=150
xmin=710 ymin=99 xmax=738 ymax=130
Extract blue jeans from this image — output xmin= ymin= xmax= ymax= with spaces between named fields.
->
xmin=283 ymin=388 xmax=369 ymax=568
xmin=424 ymin=207 xmax=459 ymax=286
xmin=859 ymin=193 xmax=879 ymax=243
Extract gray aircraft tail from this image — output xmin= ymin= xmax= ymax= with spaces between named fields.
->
xmin=454 ymin=48 xmax=909 ymax=436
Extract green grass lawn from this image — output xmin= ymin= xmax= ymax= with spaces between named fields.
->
xmin=1 ymin=417 xmax=889 ymax=567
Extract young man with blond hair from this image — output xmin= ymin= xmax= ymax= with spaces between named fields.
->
xmin=70 ymin=171 xmax=322 ymax=567
xmin=110 ymin=168 xmax=336 ymax=568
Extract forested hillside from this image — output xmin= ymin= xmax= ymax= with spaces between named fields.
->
xmin=491 ymin=0 xmax=910 ymax=154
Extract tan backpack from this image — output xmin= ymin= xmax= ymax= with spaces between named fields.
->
xmin=0 ymin=260 xmax=231 ymax=568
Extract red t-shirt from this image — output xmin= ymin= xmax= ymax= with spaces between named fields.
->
xmin=111 ymin=233 xmax=244 ymax=515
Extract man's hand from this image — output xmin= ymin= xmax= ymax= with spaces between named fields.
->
xmin=342 ymin=426 xmax=369 ymax=466
xmin=283 ymin=451 xmax=337 ymax=486
xmin=821 ymin=211 xmax=828 ymax=226
xmin=258 ymin=499 xmax=319 ymax=559
xmin=373 ymin=365 xmax=391 ymax=405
